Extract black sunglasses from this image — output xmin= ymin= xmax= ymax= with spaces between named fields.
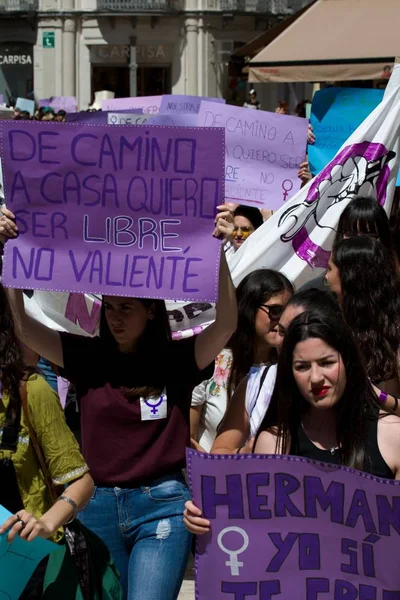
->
xmin=259 ymin=304 xmax=284 ymax=320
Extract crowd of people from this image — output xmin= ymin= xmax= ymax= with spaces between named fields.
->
xmin=12 ymin=106 xmax=67 ymax=121
xmin=0 ymin=102 xmax=399 ymax=600
xmin=1 ymin=191 xmax=400 ymax=598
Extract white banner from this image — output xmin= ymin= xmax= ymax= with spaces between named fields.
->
xmin=229 ymin=64 xmax=400 ymax=288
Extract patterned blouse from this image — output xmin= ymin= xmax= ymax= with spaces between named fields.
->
xmin=0 ymin=374 xmax=88 ymax=541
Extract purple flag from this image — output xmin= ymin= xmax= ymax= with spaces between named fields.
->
xmin=0 ymin=121 xmax=223 ymax=302
xmin=160 ymin=95 xmax=225 ymax=115
xmin=198 ymin=102 xmax=308 ymax=209
xmin=187 ymin=450 xmax=400 ymax=599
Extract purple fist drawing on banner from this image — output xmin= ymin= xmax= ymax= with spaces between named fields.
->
xmin=278 ymin=142 xmax=396 ymax=269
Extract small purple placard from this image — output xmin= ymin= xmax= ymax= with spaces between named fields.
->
xmin=0 ymin=121 xmax=224 ymax=302
xmin=198 ymin=102 xmax=308 ymax=209
xmin=102 ymin=95 xmax=162 ymax=114
xmin=187 ymin=450 xmax=400 ymax=599
xmin=160 ymin=95 xmax=225 ymax=115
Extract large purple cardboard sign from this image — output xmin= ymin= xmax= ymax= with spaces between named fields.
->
xmin=187 ymin=451 xmax=400 ymax=599
xmin=198 ymin=102 xmax=308 ymax=209
xmin=160 ymin=95 xmax=226 ymax=115
xmin=0 ymin=122 xmax=223 ymax=301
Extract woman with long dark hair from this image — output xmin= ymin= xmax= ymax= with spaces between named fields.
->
xmin=326 ymin=236 xmax=400 ymax=392
xmin=184 ymin=312 xmax=400 ymax=536
xmin=227 ymin=269 xmax=293 ymax=399
xmin=301 ymin=195 xmax=395 ymax=291
xmin=0 ymin=207 xmax=237 ymax=600
xmin=255 ymin=312 xmax=400 ymax=471
xmin=210 ymin=289 xmax=339 ymax=455
xmin=0 ymin=284 xmax=94 ymax=594
xmin=191 ymin=269 xmax=293 ymax=452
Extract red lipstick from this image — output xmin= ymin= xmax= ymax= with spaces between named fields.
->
xmin=312 ymin=386 xmax=330 ymax=398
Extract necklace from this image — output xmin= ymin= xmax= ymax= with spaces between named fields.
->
xmin=301 ymin=421 xmax=339 ymax=455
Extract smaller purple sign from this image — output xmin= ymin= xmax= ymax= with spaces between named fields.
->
xmin=160 ymin=95 xmax=225 ymax=115
xmin=146 ymin=114 xmax=199 ymax=127
xmin=187 ymin=450 xmax=400 ymax=600
xmin=40 ymin=96 xmax=78 ymax=113
xmin=102 ymin=95 xmax=162 ymax=114
xmin=0 ymin=122 xmax=224 ymax=302
xmin=107 ymin=113 xmax=199 ymax=127
xmin=66 ymin=109 xmax=142 ymax=124
xmin=198 ymin=102 xmax=308 ymax=209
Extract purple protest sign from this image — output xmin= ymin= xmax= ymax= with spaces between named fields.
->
xmin=108 ymin=113 xmax=199 ymax=127
xmin=198 ymin=102 xmax=308 ymax=209
xmin=187 ymin=450 xmax=400 ymax=599
xmin=0 ymin=121 xmax=224 ymax=301
xmin=160 ymin=95 xmax=225 ymax=115
xmin=66 ymin=109 xmax=142 ymax=124
xmin=102 ymin=95 xmax=162 ymax=114
xmin=50 ymin=96 xmax=78 ymax=113
xmin=146 ymin=114 xmax=199 ymax=127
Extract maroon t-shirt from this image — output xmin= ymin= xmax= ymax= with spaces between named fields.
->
xmin=60 ymin=333 xmax=213 ymax=487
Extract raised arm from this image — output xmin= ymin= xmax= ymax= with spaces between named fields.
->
xmin=1 ymin=208 xmax=64 ymax=366
xmin=6 ymin=287 xmax=64 ymax=367
xmin=195 ymin=236 xmax=237 ymax=370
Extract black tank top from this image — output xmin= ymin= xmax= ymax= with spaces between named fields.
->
xmin=290 ymin=415 xmax=394 ymax=480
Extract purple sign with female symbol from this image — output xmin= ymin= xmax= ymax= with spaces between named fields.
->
xmin=0 ymin=121 xmax=224 ymax=302
xmin=197 ymin=102 xmax=308 ymax=209
xmin=187 ymin=450 xmax=400 ymax=600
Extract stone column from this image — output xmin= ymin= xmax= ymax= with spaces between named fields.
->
xmin=185 ymin=16 xmax=198 ymax=96
xmin=63 ymin=17 xmax=76 ymax=96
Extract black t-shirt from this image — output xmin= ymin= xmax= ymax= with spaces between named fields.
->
xmin=60 ymin=333 xmax=213 ymax=487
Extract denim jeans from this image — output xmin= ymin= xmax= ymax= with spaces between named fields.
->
xmin=79 ymin=472 xmax=192 ymax=600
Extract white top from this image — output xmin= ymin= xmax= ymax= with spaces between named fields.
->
xmin=191 ymin=349 xmax=232 ymax=452
xmin=245 ymin=364 xmax=278 ymax=438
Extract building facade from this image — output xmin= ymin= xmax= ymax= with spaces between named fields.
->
xmin=0 ymin=0 xmax=313 ymax=110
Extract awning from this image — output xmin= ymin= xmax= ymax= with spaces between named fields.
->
xmin=249 ymin=0 xmax=399 ymax=82
xmin=232 ymin=3 xmax=312 ymax=60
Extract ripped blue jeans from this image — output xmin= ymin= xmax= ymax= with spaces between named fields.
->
xmin=79 ymin=472 xmax=192 ymax=600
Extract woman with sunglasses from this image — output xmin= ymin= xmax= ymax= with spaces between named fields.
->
xmin=191 ymin=269 xmax=293 ymax=452
xmin=201 ymin=270 xmax=293 ymax=454
xmin=221 ymin=205 xmax=264 ymax=256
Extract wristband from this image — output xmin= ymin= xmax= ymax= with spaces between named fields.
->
xmin=379 ymin=390 xmax=388 ymax=404
xmin=57 ymin=495 xmax=78 ymax=524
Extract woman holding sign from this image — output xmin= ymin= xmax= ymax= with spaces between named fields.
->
xmin=0 ymin=207 xmax=237 ymax=600
xmin=184 ymin=311 xmax=400 ymax=535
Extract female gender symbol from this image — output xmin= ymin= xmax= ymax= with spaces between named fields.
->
xmin=281 ymin=179 xmax=294 ymax=202
xmin=145 ymin=394 xmax=165 ymax=415
xmin=217 ymin=526 xmax=249 ymax=576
